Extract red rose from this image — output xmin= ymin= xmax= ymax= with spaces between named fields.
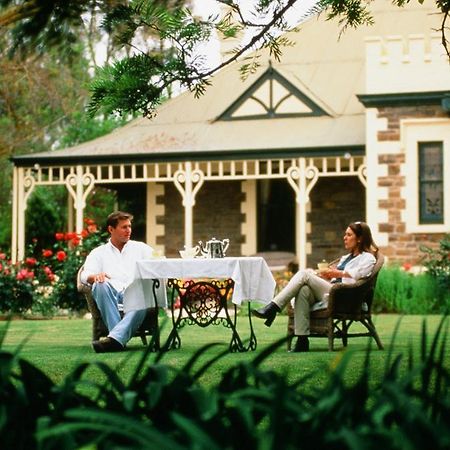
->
xmin=87 ymin=224 xmax=98 ymax=233
xmin=65 ymin=232 xmax=77 ymax=241
xmin=55 ymin=233 xmax=64 ymax=241
xmin=42 ymin=249 xmax=53 ymax=258
xmin=81 ymin=229 xmax=89 ymax=238
xmin=71 ymin=237 xmax=81 ymax=246
xmin=25 ymin=257 xmax=37 ymax=267
xmin=56 ymin=250 xmax=67 ymax=262
xmin=0 ymin=253 xmax=6 ymax=260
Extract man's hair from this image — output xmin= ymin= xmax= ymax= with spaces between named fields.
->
xmin=106 ymin=211 xmax=133 ymax=229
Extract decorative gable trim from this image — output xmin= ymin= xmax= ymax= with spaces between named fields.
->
xmin=217 ymin=66 xmax=329 ymax=121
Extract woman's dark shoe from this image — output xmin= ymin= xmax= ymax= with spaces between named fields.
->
xmin=251 ymin=302 xmax=281 ymax=327
xmin=291 ymin=336 xmax=309 ymax=352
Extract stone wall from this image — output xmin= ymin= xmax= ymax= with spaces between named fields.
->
xmin=309 ymin=177 xmax=365 ymax=266
xmin=375 ymin=105 xmax=447 ymax=264
xmin=160 ymin=181 xmax=244 ymax=257
xmin=377 ymin=105 xmax=447 ymax=141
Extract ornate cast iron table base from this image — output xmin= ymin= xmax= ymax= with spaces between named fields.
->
xmin=163 ymin=278 xmax=257 ymax=352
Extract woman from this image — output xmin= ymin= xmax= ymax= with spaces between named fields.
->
xmin=252 ymin=221 xmax=378 ymax=352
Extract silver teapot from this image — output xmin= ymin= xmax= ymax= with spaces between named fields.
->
xmin=198 ymin=237 xmax=230 ymax=258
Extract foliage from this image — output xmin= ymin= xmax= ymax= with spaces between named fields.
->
xmin=420 ymin=234 xmax=450 ymax=292
xmin=26 ymin=188 xmax=66 ymax=253
xmin=0 ymin=219 xmax=107 ymax=315
xmin=0 ymin=317 xmax=449 ymax=449
xmin=0 ymin=253 xmax=34 ymax=314
xmin=3 ymin=0 xmax=449 ymax=119
xmin=374 ymin=265 xmax=450 ymax=315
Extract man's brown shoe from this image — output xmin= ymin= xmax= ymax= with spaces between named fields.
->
xmin=92 ymin=337 xmax=124 ymax=353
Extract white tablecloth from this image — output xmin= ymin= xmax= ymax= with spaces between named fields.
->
xmin=123 ymin=257 xmax=276 ymax=312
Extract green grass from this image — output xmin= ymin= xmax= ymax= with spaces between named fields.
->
xmin=2 ymin=313 xmax=448 ymax=391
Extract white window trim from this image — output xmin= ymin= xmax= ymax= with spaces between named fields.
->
xmin=401 ymin=118 xmax=450 ymax=233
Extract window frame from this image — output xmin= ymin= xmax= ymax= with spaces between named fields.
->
xmin=418 ymin=141 xmax=444 ymax=224
xmin=402 ymin=119 xmax=449 ymax=233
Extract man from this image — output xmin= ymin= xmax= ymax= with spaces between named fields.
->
xmin=80 ymin=211 xmax=155 ymax=353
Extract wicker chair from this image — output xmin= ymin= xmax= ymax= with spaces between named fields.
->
xmin=287 ymin=253 xmax=385 ymax=351
xmin=77 ymin=266 xmax=160 ymax=350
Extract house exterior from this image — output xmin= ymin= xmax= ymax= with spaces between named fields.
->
xmin=10 ymin=0 xmax=450 ymax=268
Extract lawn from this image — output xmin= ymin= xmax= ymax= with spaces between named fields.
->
xmin=2 ymin=313 xmax=448 ymax=390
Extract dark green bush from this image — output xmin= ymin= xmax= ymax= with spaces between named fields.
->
xmin=1 ymin=318 xmax=449 ymax=449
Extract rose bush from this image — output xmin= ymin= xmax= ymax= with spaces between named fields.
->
xmin=0 ymin=219 xmax=106 ymax=316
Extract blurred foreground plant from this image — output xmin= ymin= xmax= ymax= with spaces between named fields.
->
xmin=0 ymin=316 xmax=449 ymax=449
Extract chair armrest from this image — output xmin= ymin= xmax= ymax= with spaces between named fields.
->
xmin=76 ymin=266 xmax=92 ymax=295
xmin=327 ymin=278 xmax=374 ymax=314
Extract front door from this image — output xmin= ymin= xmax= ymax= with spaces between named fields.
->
xmin=257 ymin=179 xmax=295 ymax=252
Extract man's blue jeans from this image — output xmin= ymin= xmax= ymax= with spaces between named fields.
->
xmin=92 ymin=281 xmax=147 ymax=346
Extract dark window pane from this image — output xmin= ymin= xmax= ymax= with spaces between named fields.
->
xmin=418 ymin=142 xmax=443 ymax=224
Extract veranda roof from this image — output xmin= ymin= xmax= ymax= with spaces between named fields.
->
xmin=12 ymin=0 xmax=443 ymax=166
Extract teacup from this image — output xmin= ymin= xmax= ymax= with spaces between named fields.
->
xmin=179 ymin=246 xmax=199 ymax=259
xmin=317 ymin=262 xmax=328 ymax=272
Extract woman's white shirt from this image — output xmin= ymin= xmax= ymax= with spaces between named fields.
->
xmin=337 ymin=251 xmax=376 ymax=284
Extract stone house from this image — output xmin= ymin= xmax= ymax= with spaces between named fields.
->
xmin=10 ymin=0 xmax=450 ymax=268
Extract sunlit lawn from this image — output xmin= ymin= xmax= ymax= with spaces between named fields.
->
xmin=1 ymin=313 xmax=448 ymax=390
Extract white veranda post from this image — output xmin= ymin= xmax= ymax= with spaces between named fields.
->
xmin=287 ymin=158 xmax=319 ymax=269
xmin=65 ymin=165 xmax=95 ymax=235
xmin=173 ymin=162 xmax=205 ymax=249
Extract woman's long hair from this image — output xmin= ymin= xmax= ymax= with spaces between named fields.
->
xmin=348 ymin=221 xmax=379 ymax=255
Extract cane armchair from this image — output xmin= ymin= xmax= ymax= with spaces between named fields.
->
xmin=287 ymin=253 xmax=385 ymax=351
xmin=76 ymin=266 xmax=160 ymax=349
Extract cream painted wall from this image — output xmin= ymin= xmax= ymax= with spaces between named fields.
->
xmin=365 ymin=34 xmax=449 ymax=94
xmin=241 ymin=180 xmax=257 ymax=255
xmin=365 ymin=108 xmax=390 ymax=247
xmin=146 ymin=182 xmax=165 ymax=253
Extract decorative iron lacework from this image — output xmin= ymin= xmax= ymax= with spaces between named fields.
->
xmin=419 ymin=142 xmax=444 ymax=224
xmin=218 ymin=66 xmax=329 ymax=121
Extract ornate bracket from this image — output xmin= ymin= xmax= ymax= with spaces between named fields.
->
xmin=287 ymin=163 xmax=319 ymax=203
xmin=65 ymin=172 xmax=96 ymax=210
xmin=357 ymin=164 xmax=367 ymax=188
xmin=23 ymin=172 xmax=37 ymax=210
xmin=173 ymin=168 xmax=205 ymax=207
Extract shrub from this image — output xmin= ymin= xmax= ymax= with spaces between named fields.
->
xmin=374 ymin=266 xmax=449 ymax=314
xmin=0 ymin=254 xmax=34 ymax=314
xmin=421 ymin=234 xmax=450 ymax=296
xmin=0 ymin=318 xmax=449 ymax=449
xmin=0 ymin=219 xmax=107 ymax=316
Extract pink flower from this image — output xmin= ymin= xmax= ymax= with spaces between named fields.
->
xmin=16 ymin=268 xmax=34 ymax=280
xmin=25 ymin=257 xmax=37 ymax=267
xmin=0 ymin=253 xmax=6 ymax=260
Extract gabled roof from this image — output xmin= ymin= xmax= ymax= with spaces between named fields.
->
xmin=217 ymin=65 xmax=331 ymax=120
xmin=13 ymin=0 xmax=446 ymax=166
